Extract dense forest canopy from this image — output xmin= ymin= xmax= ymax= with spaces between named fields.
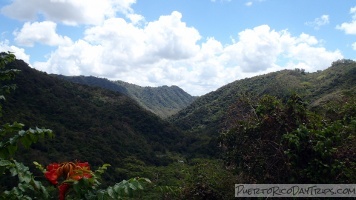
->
xmin=55 ymin=75 xmax=196 ymax=118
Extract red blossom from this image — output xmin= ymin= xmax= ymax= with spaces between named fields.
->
xmin=76 ymin=162 xmax=90 ymax=169
xmin=44 ymin=163 xmax=60 ymax=185
xmin=58 ymin=183 xmax=70 ymax=200
xmin=44 ymin=161 xmax=93 ymax=200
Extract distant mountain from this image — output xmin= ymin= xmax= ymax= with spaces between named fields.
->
xmin=2 ymin=59 xmax=186 ymax=183
xmin=55 ymin=75 xmax=196 ymax=118
xmin=169 ymin=59 xmax=356 ymax=155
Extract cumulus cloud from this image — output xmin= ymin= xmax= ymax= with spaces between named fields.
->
xmin=305 ymin=15 xmax=329 ymax=30
xmin=144 ymin=11 xmax=201 ymax=60
xmin=1 ymin=0 xmax=137 ymax=25
xmin=34 ymin=40 xmax=103 ymax=75
xmin=127 ymin=13 xmax=145 ymax=25
xmin=336 ymin=6 xmax=356 ymax=34
xmin=0 ymin=40 xmax=30 ymax=63
xmin=83 ymin=11 xmax=201 ymax=66
xmin=223 ymin=25 xmax=284 ymax=72
xmin=34 ymin=11 xmax=201 ymax=77
xmin=14 ymin=21 xmax=72 ymax=47
xmin=32 ymin=16 xmax=343 ymax=95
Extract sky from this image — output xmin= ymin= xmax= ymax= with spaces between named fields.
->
xmin=0 ymin=0 xmax=355 ymax=96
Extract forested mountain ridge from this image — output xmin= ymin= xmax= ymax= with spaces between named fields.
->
xmin=169 ymin=59 xmax=356 ymax=138
xmin=1 ymin=59 xmax=186 ymax=184
xmin=1 ymin=54 xmax=355 ymax=198
xmin=55 ymin=75 xmax=196 ymax=118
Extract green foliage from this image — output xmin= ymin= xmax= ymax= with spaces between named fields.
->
xmin=1 ymin=57 xmax=185 ymax=185
xmin=55 ymin=75 xmax=196 ymax=118
xmin=0 ymin=52 xmax=152 ymax=199
xmin=283 ymin=94 xmax=356 ymax=183
xmin=0 ymin=122 xmax=53 ymax=159
xmin=180 ymin=159 xmax=235 ymax=200
xmin=94 ymin=177 xmax=151 ymax=199
xmin=169 ymin=61 xmax=355 ymax=157
xmin=1 ymin=51 xmax=355 ymax=198
xmin=113 ymin=157 xmax=236 ymax=200
xmin=52 ymin=163 xmax=150 ymax=200
xmin=0 ymin=52 xmax=19 ymax=116
xmin=0 ymin=52 xmax=53 ymax=199
xmin=220 ymin=93 xmax=355 ymax=184
xmin=0 ymin=159 xmax=49 ymax=199
xmin=283 ymin=120 xmax=355 ymax=183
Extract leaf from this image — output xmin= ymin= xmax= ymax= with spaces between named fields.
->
xmin=33 ymin=161 xmax=45 ymax=172
xmin=9 ymin=166 xmax=17 ymax=176
xmin=0 ymin=159 xmax=12 ymax=167
xmin=20 ymin=135 xmax=32 ymax=148
xmin=124 ymin=185 xmax=129 ymax=195
xmin=128 ymin=182 xmax=137 ymax=190
xmin=107 ymin=187 xmax=114 ymax=198
xmin=141 ymin=177 xmax=151 ymax=183
xmin=7 ymin=144 xmax=17 ymax=156
xmin=21 ymin=172 xmax=32 ymax=183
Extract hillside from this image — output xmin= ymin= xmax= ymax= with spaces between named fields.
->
xmin=1 ymin=59 xmax=186 ymax=183
xmin=55 ymin=75 xmax=196 ymax=118
xmin=169 ymin=59 xmax=356 ymax=155
xmin=1 ymin=54 xmax=355 ymax=198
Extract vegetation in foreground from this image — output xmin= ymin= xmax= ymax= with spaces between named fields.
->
xmin=220 ymin=93 xmax=355 ymax=184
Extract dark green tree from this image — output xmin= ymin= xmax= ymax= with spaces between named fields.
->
xmin=0 ymin=52 xmax=53 ymax=198
xmin=220 ymin=93 xmax=355 ymax=183
xmin=0 ymin=52 xmax=151 ymax=199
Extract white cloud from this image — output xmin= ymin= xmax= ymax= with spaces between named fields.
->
xmin=223 ymin=25 xmax=285 ymax=72
xmin=127 ymin=13 xmax=145 ymax=25
xmin=245 ymin=2 xmax=253 ymax=6
xmin=297 ymin=33 xmax=318 ymax=45
xmin=30 ymin=13 xmax=342 ymax=95
xmin=336 ymin=6 xmax=356 ymax=34
xmin=83 ymin=11 xmax=201 ymax=65
xmin=34 ymin=11 xmax=201 ymax=75
xmin=1 ymin=0 xmax=137 ymax=25
xmin=14 ymin=21 xmax=72 ymax=47
xmin=33 ymin=40 xmax=103 ymax=75
xmin=144 ymin=11 xmax=201 ymax=60
xmin=352 ymin=42 xmax=356 ymax=50
xmin=305 ymin=15 xmax=329 ymax=30
xmin=0 ymin=40 xmax=30 ymax=63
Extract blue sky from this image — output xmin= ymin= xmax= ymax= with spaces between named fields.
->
xmin=0 ymin=0 xmax=355 ymax=95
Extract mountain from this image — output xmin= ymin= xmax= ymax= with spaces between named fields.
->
xmin=168 ymin=59 xmax=356 ymax=155
xmin=1 ymin=59 xmax=186 ymax=183
xmin=55 ymin=75 xmax=196 ymax=118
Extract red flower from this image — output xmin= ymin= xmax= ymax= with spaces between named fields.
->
xmin=58 ymin=183 xmax=70 ymax=200
xmin=76 ymin=162 xmax=90 ymax=169
xmin=72 ymin=162 xmax=92 ymax=180
xmin=44 ymin=161 xmax=93 ymax=200
xmin=44 ymin=163 xmax=60 ymax=185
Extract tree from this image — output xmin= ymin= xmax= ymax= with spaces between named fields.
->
xmin=220 ymin=93 xmax=355 ymax=183
xmin=0 ymin=52 xmax=151 ymax=199
xmin=0 ymin=52 xmax=54 ymax=198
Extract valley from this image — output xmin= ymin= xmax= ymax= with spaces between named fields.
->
xmin=1 ymin=54 xmax=355 ymax=199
